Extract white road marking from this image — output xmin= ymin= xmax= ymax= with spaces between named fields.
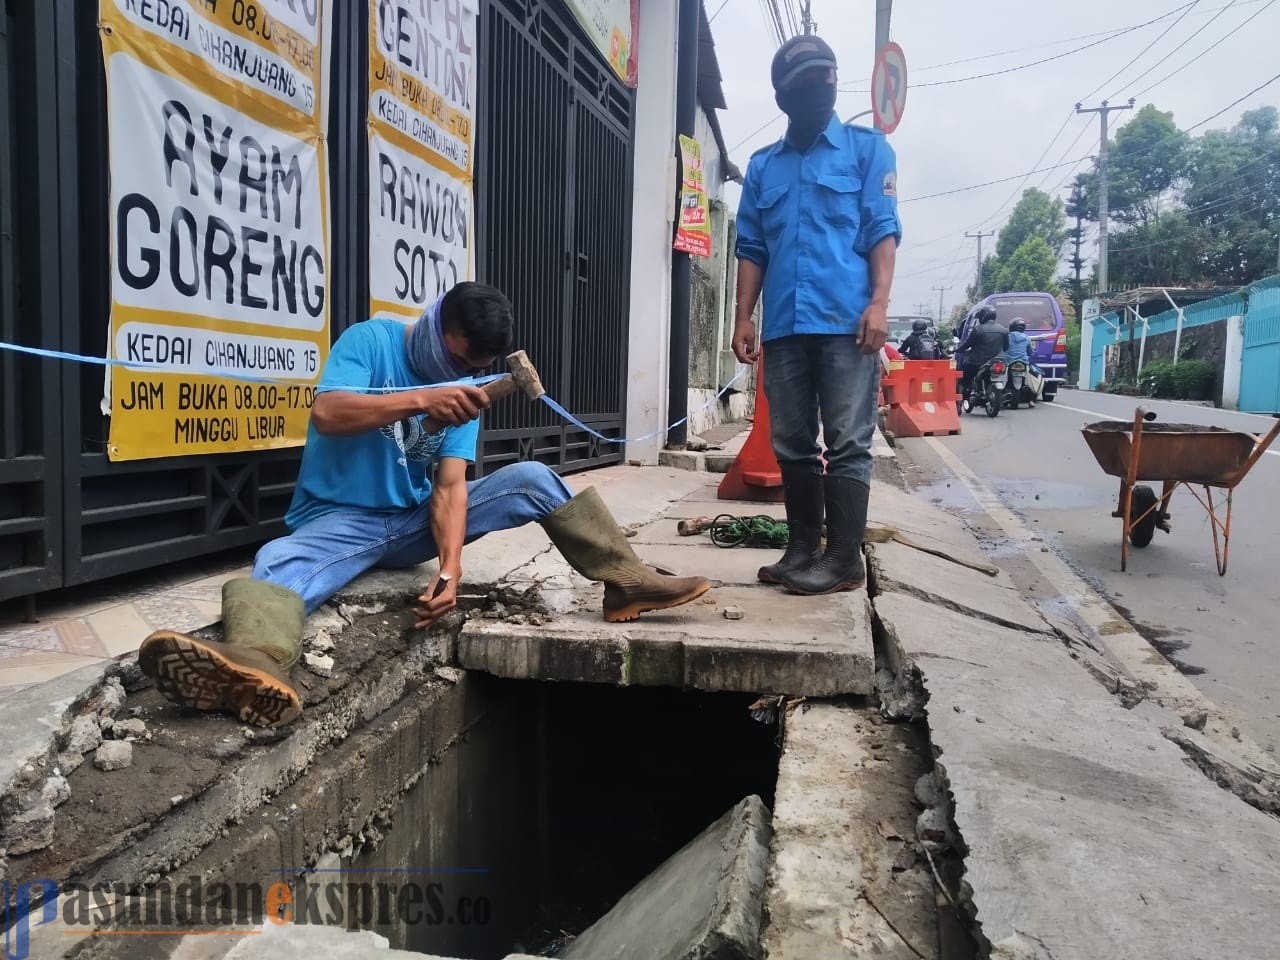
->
xmin=1043 ymin=400 xmax=1280 ymax=458
xmin=922 ymin=434 xmax=1279 ymax=772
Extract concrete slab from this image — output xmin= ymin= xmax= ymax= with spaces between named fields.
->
xmin=868 ymin=540 xmax=1050 ymax=635
xmin=868 ymin=483 xmax=982 ymax=555
xmin=563 ymin=795 xmax=772 ymax=960
xmin=874 ymin=593 xmax=1280 ymax=960
xmin=763 ymin=702 xmax=939 ymax=960
xmin=459 ymin=584 xmax=873 ymax=696
xmin=1 ymin=662 xmax=112 ymax=797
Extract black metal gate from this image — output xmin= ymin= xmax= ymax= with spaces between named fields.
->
xmin=476 ymin=0 xmax=634 ymax=475
xmin=0 ymin=0 xmax=635 ymax=604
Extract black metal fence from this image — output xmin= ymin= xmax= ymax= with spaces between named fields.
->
xmin=0 ymin=0 xmax=635 ymax=603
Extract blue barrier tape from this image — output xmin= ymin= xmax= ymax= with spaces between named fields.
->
xmin=0 ymin=340 xmax=504 ymax=392
xmin=0 ymin=340 xmax=751 ymax=445
xmin=540 ymin=367 xmax=749 ymax=445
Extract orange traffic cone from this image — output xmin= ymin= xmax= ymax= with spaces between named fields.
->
xmin=718 ymin=354 xmax=784 ymax=502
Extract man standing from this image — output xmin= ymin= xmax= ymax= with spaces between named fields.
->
xmin=731 ymin=35 xmax=901 ymax=596
xmin=138 ymin=283 xmax=710 ymax=727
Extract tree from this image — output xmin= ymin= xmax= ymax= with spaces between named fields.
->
xmin=1108 ymin=105 xmax=1189 ymax=225
xmin=1064 ymin=175 xmax=1090 ymax=316
xmin=966 ymin=254 xmax=1001 ymax=302
xmin=1074 ymin=102 xmax=1279 ymax=288
xmin=995 ymin=188 xmax=1068 ymax=260
xmin=992 ymin=237 xmax=1059 ymax=294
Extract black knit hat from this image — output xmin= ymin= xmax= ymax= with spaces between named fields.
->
xmin=771 ymin=35 xmax=838 ymax=91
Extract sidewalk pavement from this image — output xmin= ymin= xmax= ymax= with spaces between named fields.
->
xmin=0 ymin=557 xmax=250 ymax=693
xmin=5 ymin=425 xmax=1280 ymax=959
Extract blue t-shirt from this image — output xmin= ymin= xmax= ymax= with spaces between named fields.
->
xmin=285 ymin=319 xmax=480 ymax=530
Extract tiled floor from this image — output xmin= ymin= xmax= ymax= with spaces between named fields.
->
xmin=0 ymin=561 xmax=249 ymax=692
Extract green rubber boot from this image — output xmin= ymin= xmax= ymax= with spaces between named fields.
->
xmin=138 ymin=578 xmax=305 ymax=727
xmin=541 ymin=487 xmax=712 ymax=622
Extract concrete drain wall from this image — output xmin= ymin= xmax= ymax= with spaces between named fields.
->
xmin=30 ymin=676 xmax=781 ymax=960
xmin=343 ymin=678 xmax=780 ymax=958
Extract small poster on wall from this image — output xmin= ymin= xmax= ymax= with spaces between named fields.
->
xmin=673 ymin=135 xmax=712 ymax=258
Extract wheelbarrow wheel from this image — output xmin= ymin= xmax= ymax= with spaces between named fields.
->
xmin=1129 ymin=485 xmax=1159 ymax=548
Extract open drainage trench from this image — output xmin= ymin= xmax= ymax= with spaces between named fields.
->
xmin=10 ymin=589 xmax=977 ymax=960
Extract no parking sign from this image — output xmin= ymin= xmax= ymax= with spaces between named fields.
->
xmin=871 ymin=42 xmax=908 ymax=134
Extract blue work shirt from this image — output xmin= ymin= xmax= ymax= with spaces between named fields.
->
xmin=735 ymin=113 xmax=902 ymax=343
xmin=285 ymin=319 xmax=480 ymax=530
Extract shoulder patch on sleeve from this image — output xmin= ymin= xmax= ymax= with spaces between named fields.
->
xmin=883 ymin=171 xmax=898 ymax=196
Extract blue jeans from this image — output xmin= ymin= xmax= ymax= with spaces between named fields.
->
xmin=763 ymin=334 xmax=880 ymax=486
xmin=252 ymin=461 xmax=573 ymax=613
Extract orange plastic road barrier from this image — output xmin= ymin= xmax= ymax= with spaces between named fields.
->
xmin=718 ymin=356 xmax=784 ymax=502
xmin=881 ymin=359 xmax=962 ymax=438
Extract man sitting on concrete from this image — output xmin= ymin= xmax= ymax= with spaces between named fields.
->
xmin=138 ymin=283 xmax=710 ymax=728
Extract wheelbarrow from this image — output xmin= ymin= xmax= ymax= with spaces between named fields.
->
xmin=1081 ymin=406 xmax=1280 ymax=575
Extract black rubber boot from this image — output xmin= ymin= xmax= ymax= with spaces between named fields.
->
xmin=757 ymin=467 xmax=825 ymax=585
xmin=781 ymin=475 xmax=869 ymax=595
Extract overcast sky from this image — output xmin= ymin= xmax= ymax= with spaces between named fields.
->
xmin=708 ymin=0 xmax=1279 ymax=318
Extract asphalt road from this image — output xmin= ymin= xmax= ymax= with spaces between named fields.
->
xmin=895 ymin=388 xmax=1280 ymax=751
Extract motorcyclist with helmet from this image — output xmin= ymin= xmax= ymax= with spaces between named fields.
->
xmin=899 ymin=319 xmax=942 ymax=360
xmin=1005 ymin=317 xmax=1032 ymax=363
xmin=1004 ymin=317 xmax=1044 ymax=406
xmin=957 ymin=306 xmax=1008 ymax=401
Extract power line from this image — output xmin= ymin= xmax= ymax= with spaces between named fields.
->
xmin=1184 ymin=70 xmax=1280 ymax=131
xmin=728 ymin=112 xmax=784 ymax=153
xmin=1078 ymin=1 xmax=1202 ymax=103
xmin=900 ymin=70 xmax=1280 ymax=205
xmin=836 ymin=3 xmax=1194 ymax=93
xmin=848 ymin=1 xmax=1265 ymax=81
xmin=976 ymin=110 xmax=1079 ymax=230
xmin=1106 ymin=0 xmax=1240 ymax=100
xmin=1129 ymin=0 xmax=1279 ymax=100
xmin=709 ymin=0 xmax=733 ymax=21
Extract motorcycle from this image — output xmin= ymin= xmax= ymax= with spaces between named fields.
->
xmin=963 ymin=358 xmax=1010 ymax=418
xmin=1007 ymin=359 xmax=1045 ymax=408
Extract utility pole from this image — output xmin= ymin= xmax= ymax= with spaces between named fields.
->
xmin=933 ymin=285 xmax=951 ymax=326
xmin=965 ymin=229 xmax=995 ymax=296
xmin=875 ymin=0 xmax=893 ymax=49
xmin=1076 ymin=98 xmax=1134 ymax=297
xmin=801 ymin=0 xmax=814 ymax=34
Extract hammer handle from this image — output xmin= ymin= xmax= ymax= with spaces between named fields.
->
xmin=420 ymin=376 xmax=515 ymax=435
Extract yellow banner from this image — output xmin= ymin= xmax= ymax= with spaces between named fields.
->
xmin=99 ymin=0 xmax=331 ymax=461
xmin=368 ymin=0 xmax=477 ymax=178
xmin=368 ymin=1 xmax=477 ymax=321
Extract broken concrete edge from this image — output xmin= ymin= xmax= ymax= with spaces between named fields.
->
xmin=563 ymin=795 xmax=772 ymax=960
xmin=871 ymin=427 xmax=905 ymax=489
xmin=62 ymin=622 xmax=464 ymax=891
xmin=15 ymin=677 xmax=476 ymax=960
xmin=703 ymin=796 xmax=773 ymax=959
xmin=0 ymin=557 xmax=537 ymax=859
xmin=762 ymin=701 xmax=946 ymax=960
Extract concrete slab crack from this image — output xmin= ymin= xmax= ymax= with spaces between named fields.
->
xmin=1162 ymin=727 xmax=1280 ymax=818
xmin=859 ymin=891 xmax=930 ymax=960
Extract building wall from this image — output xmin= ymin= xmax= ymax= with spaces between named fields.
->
xmin=624 ymin=0 xmax=681 ymax=464
xmin=687 ymin=107 xmax=751 ymax=439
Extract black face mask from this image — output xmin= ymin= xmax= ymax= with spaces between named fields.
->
xmin=776 ymin=80 xmax=836 ymax=148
